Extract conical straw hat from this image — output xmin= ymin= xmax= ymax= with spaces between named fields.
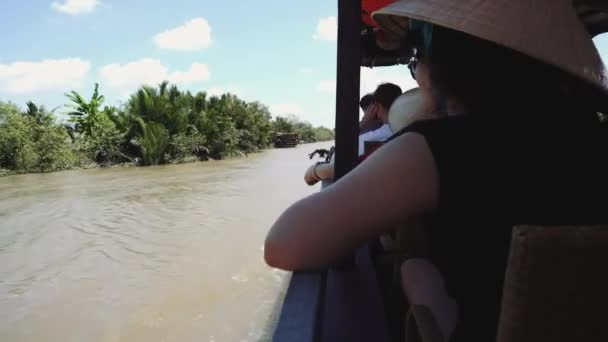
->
xmin=372 ymin=0 xmax=608 ymax=92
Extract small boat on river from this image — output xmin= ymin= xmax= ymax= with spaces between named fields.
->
xmin=274 ymin=133 xmax=300 ymax=148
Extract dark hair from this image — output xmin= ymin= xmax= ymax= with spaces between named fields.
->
xmin=413 ymin=23 xmax=599 ymax=124
xmin=373 ymin=83 xmax=403 ymax=111
xmin=360 ymin=94 xmax=374 ymax=110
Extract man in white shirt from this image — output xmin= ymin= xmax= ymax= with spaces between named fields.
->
xmin=358 ymin=121 xmax=394 ymax=156
xmin=358 ymin=83 xmax=402 ymax=156
xmin=304 ymin=83 xmax=403 ymax=185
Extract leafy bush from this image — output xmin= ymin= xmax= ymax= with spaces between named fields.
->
xmin=313 ymin=127 xmax=335 ymax=142
xmin=169 ymin=132 xmax=208 ymax=162
xmin=0 ymin=102 xmax=77 ymax=173
xmin=81 ymin=115 xmax=125 ymax=165
xmin=35 ymin=125 xmax=77 ymax=172
xmin=0 ymin=104 xmax=37 ymax=171
xmin=272 ymin=115 xmax=334 ymax=143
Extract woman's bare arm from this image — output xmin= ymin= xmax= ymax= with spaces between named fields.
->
xmin=265 ymin=132 xmax=439 ymax=270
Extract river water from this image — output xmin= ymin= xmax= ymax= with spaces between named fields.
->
xmin=0 ymin=142 xmax=332 ymax=342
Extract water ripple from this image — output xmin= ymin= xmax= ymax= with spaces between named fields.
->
xmin=0 ymin=142 xmax=326 ymax=342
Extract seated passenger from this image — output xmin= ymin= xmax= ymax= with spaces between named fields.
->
xmin=359 ymin=93 xmax=383 ymax=134
xmin=357 ymin=83 xmax=402 ymax=156
xmin=304 ymin=83 xmax=412 ymax=185
xmin=265 ymin=0 xmax=608 ymax=340
xmin=305 ymin=93 xmax=380 ymax=177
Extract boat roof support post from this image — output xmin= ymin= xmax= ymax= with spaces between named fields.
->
xmin=330 ymin=0 xmax=362 ymax=271
xmin=334 ymin=0 xmax=361 ymax=181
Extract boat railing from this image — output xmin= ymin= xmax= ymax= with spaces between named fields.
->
xmin=272 ymin=244 xmax=392 ymax=342
xmin=272 ymin=176 xmax=393 ymax=342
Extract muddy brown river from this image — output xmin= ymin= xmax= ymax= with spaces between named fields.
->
xmin=0 ymin=142 xmax=331 ymax=342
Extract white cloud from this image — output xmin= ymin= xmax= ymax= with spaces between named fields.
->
xmin=0 ymin=58 xmax=90 ymax=94
xmin=170 ymin=63 xmax=210 ymax=83
xmin=313 ymin=16 xmax=337 ymax=41
xmin=317 ymin=79 xmax=336 ymax=93
xmin=99 ymin=59 xmax=210 ymax=94
xmin=154 ymin=18 xmax=212 ymax=51
xmin=51 ymin=0 xmax=99 ymax=15
xmin=270 ymin=103 xmax=303 ymax=116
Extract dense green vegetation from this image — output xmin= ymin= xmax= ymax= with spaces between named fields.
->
xmin=0 ymin=82 xmax=334 ymax=175
xmin=272 ymin=114 xmax=335 ymax=143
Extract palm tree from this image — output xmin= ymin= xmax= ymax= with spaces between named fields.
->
xmin=192 ymin=91 xmax=208 ymax=114
xmin=126 ymin=82 xmax=188 ymax=135
xmin=66 ymin=83 xmax=105 ymax=137
xmin=24 ymin=101 xmax=53 ymax=125
xmin=107 ymin=107 xmax=138 ymax=140
xmin=136 ymin=118 xmax=169 ymax=166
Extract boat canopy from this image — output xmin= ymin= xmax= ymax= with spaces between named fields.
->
xmin=361 ymin=0 xmax=608 ymax=67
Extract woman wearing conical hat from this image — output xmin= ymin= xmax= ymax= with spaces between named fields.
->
xmin=265 ymin=0 xmax=608 ymax=340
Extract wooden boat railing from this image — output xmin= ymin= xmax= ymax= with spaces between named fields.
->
xmin=272 ymin=244 xmax=392 ymax=342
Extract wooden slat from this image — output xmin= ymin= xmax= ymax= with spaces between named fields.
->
xmin=320 ymin=245 xmax=392 ymax=342
xmin=498 ymin=225 xmax=608 ymax=342
xmin=272 ymin=271 xmax=326 ymax=342
xmin=579 ymin=0 xmax=608 ymax=12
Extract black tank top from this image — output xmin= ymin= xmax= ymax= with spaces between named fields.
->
xmin=401 ymin=114 xmax=608 ymax=341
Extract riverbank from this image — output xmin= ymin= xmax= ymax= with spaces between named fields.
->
xmin=0 ymin=82 xmax=334 ymax=177
xmin=0 ymin=153 xmax=245 ymax=178
xmin=0 ymin=141 xmax=334 ymax=177
xmin=0 ymin=161 xmax=133 ymax=178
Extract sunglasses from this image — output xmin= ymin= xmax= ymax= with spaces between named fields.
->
xmin=407 ymin=48 xmax=419 ymax=80
xmin=403 ymin=19 xmax=433 ymax=81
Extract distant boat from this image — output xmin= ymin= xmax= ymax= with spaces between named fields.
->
xmin=274 ymin=133 xmax=299 ymax=148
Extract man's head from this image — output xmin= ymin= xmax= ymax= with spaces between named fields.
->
xmin=372 ymin=83 xmax=403 ymax=123
xmin=360 ymin=94 xmax=374 ymax=112
xmin=359 ymin=93 xmax=378 ymax=128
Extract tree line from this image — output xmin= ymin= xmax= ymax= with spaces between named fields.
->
xmin=0 ymin=82 xmax=334 ymax=175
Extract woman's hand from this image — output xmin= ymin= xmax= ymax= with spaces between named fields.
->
xmin=304 ymin=163 xmax=321 ymax=186
xmin=304 ymin=162 xmax=335 ymax=186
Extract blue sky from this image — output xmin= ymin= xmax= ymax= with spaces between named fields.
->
xmin=0 ymin=0 xmax=607 ymax=128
